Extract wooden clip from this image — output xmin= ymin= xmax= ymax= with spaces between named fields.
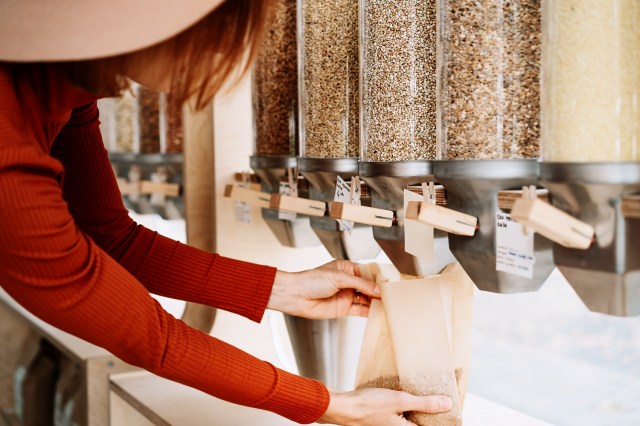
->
xmin=497 ymin=187 xmax=549 ymax=210
xmin=622 ymin=195 xmax=640 ymax=219
xmin=287 ymin=167 xmax=299 ymax=198
xmin=270 ymin=194 xmax=326 ymax=217
xmin=511 ymin=197 xmax=594 ymax=250
xmin=408 ymin=184 xmax=448 ymax=206
xmin=223 ymin=184 xmax=271 ymax=208
xmin=234 ymin=172 xmax=260 ymax=184
xmin=329 ymin=202 xmax=394 ymax=228
xmin=405 ymin=201 xmax=478 ymax=236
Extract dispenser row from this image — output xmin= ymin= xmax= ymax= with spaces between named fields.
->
xmin=226 ymin=158 xmax=640 ymax=318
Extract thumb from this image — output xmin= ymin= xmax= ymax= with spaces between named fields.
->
xmin=402 ymin=395 xmax=453 ymax=414
xmin=332 ymin=271 xmax=380 ymax=298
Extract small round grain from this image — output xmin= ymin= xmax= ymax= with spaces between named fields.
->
xmin=361 ymin=0 xmax=437 ymax=162
xmin=299 ymin=0 xmax=360 ymax=158
xmin=438 ymin=0 xmax=541 ymax=160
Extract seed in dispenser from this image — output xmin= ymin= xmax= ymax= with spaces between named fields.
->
xmin=163 ymin=93 xmax=184 ymax=154
xmin=114 ymin=91 xmax=136 ymax=153
xmin=138 ymin=87 xmax=161 ymax=154
xmin=252 ymin=0 xmax=298 ymax=156
xmin=541 ymin=0 xmax=640 ymax=162
xmin=439 ymin=0 xmax=540 ymax=160
xmin=299 ymin=0 xmax=359 ymax=158
xmin=361 ymin=0 xmax=437 ymax=162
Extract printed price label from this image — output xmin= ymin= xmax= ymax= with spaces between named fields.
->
xmin=234 ymin=201 xmax=252 ymax=224
xmin=333 ymin=176 xmax=354 ymax=233
xmin=234 ymin=174 xmax=253 ymax=223
xmin=278 ymin=182 xmax=297 ymax=221
xmin=496 ymin=212 xmax=535 ymax=279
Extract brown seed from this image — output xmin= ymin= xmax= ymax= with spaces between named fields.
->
xmin=299 ymin=0 xmax=360 ymax=158
xmin=138 ymin=87 xmax=161 ymax=154
xmin=438 ymin=0 xmax=541 ymax=160
xmin=163 ymin=93 xmax=184 ymax=154
xmin=361 ymin=0 xmax=437 ymax=162
xmin=252 ymin=0 xmax=298 ymax=156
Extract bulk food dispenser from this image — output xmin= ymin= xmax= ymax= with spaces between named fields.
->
xmin=423 ymin=0 xmax=555 ymax=293
xmin=248 ymin=0 xmax=319 ymax=248
xmin=261 ymin=0 xmax=376 ymax=392
xmin=294 ymin=0 xmax=380 ymax=261
xmin=102 ymin=87 xmax=185 ymax=221
xmin=344 ymin=0 xmax=455 ymax=276
xmin=511 ymin=0 xmax=640 ymax=316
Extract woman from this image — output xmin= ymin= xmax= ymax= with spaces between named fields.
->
xmin=0 ymin=0 xmax=452 ymax=424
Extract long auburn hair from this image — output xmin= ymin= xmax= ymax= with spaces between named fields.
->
xmin=55 ymin=0 xmax=272 ymax=110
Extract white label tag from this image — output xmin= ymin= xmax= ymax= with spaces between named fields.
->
xmin=496 ymin=212 xmax=535 ymax=279
xmin=350 ymin=178 xmax=362 ymax=206
xmin=404 ymin=189 xmax=434 ymax=261
xmin=333 ymin=176 xmax=354 ymax=233
xmin=277 ymin=182 xmax=297 ymax=221
xmin=233 ymin=174 xmax=253 ymax=223
xmin=234 ymin=201 xmax=252 ymax=223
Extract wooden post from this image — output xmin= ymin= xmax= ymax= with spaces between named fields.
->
xmin=181 ymin=99 xmax=217 ymax=333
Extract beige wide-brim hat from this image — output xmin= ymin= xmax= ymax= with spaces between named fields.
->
xmin=0 ymin=0 xmax=226 ymax=61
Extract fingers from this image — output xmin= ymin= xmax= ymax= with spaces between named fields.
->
xmin=398 ymin=394 xmax=453 ymax=414
xmin=347 ymin=298 xmax=370 ymax=317
xmin=320 ymin=259 xmax=359 ymax=276
xmin=332 ymin=270 xmax=380 ymax=298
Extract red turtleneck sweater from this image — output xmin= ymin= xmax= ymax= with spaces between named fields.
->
xmin=0 ymin=63 xmax=329 ymax=423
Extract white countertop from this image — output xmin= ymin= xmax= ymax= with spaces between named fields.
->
xmin=110 ymin=308 xmax=552 ymax=426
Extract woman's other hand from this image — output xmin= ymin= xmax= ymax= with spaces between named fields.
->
xmin=318 ymin=388 xmax=453 ymax=426
xmin=267 ymin=259 xmax=379 ymax=319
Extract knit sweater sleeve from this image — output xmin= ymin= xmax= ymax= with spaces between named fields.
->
xmin=50 ymin=103 xmax=279 ymax=322
xmin=0 ymin=97 xmax=330 ymax=421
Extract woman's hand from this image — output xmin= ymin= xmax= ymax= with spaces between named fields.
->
xmin=317 ymin=388 xmax=453 ymax=426
xmin=267 ymin=259 xmax=379 ymax=319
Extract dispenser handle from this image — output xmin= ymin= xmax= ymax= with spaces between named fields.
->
xmin=270 ymin=194 xmax=327 ymax=217
xmin=140 ymin=181 xmax=181 ymax=197
xmin=405 ymin=201 xmax=478 ymax=236
xmin=328 ymin=202 xmax=394 ymax=228
xmin=511 ymin=197 xmax=595 ymax=250
xmin=622 ymin=195 xmax=640 ymax=219
xmin=223 ymin=184 xmax=271 ymax=209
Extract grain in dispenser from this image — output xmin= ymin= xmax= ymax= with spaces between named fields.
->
xmin=298 ymin=0 xmax=359 ymax=160
xmin=360 ymin=0 xmax=436 ymax=163
xmin=252 ymin=0 xmax=298 ymax=158
xmin=438 ymin=0 xmax=541 ymax=161
xmin=432 ymin=0 xmax=554 ymax=293
xmin=250 ymin=0 xmax=320 ymax=249
xmin=530 ymin=0 xmax=640 ymax=316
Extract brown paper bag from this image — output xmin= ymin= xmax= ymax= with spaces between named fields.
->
xmin=355 ymin=263 xmax=474 ymax=426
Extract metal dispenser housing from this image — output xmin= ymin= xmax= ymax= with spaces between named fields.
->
xmin=278 ymin=157 xmax=378 ymax=391
xmin=250 ymin=155 xmax=320 ymax=248
xmin=298 ymin=157 xmax=381 ymax=261
xmin=541 ymin=162 xmax=640 ymax=316
xmin=435 ymin=159 xmax=555 ymax=293
xmin=359 ymin=161 xmax=455 ymax=276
